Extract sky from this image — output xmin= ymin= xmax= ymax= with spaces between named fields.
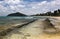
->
xmin=0 ymin=0 xmax=60 ymax=16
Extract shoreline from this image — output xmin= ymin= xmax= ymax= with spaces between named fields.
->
xmin=0 ymin=17 xmax=60 ymax=39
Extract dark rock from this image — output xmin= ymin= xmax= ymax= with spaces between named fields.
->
xmin=44 ymin=18 xmax=56 ymax=29
xmin=45 ymin=18 xmax=50 ymax=22
xmin=43 ymin=18 xmax=57 ymax=33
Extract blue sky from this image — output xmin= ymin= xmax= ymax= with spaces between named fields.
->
xmin=0 ymin=0 xmax=60 ymax=16
xmin=23 ymin=0 xmax=52 ymax=2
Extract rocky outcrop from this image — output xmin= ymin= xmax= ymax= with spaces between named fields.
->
xmin=43 ymin=18 xmax=57 ymax=33
xmin=44 ymin=18 xmax=55 ymax=29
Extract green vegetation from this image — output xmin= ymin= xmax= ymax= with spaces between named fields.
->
xmin=31 ymin=9 xmax=60 ymax=16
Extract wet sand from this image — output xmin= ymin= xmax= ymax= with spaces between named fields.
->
xmin=0 ymin=22 xmax=28 ymax=32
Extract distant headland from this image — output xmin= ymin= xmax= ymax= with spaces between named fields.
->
xmin=7 ymin=12 xmax=27 ymax=16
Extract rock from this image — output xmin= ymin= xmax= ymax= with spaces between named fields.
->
xmin=43 ymin=18 xmax=57 ymax=33
xmin=44 ymin=18 xmax=55 ymax=29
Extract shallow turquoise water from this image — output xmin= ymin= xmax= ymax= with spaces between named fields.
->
xmin=0 ymin=16 xmax=49 ymax=26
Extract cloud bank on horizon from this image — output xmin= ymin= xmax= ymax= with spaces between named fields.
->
xmin=0 ymin=0 xmax=60 ymax=16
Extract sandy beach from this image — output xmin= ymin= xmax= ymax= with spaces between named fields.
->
xmin=0 ymin=17 xmax=60 ymax=39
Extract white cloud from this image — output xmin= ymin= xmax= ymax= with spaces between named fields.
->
xmin=0 ymin=0 xmax=60 ymax=16
xmin=17 ymin=5 xmax=25 ymax=7
xmin=4 ymin=0 xmax=21 ymax=4
xmin=23 ymin=0 xmax=60 ymax=15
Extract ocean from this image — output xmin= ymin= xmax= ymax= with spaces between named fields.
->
xmin=0 ymin=16 xmax=33 ymax=26
xmin=0 ymin=16 xmax=49 ymax=26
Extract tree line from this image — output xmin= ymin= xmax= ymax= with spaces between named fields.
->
xmin=31 ymin=9 xmax=60 ymax=16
